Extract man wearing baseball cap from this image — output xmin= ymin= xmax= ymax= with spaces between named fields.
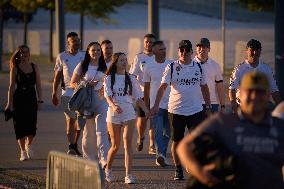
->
xmin=150 ymin=40 xmax=211 ymax=180
xmin=229 ymin=39 xmax=281 ymax=114
xmin=177 ymin=71 xmax=284 ymax=189
xmin=194 ymin=38 xmax=225 ymax=113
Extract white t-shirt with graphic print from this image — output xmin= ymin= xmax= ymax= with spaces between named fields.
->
xmin=161 ymin=60 xmax=207 ymax=116
xmin=104 ymin=74 xmax=143 ymax=104
xmin=194 ymin=56 xmax=223 ymax=104
xmin=129 ymin=52 xmax=155 ymax=91
xmin=73 ymin=63 xmax=105 ymax=91
xmin=54 ymin=51 xmax=85 ymax=96
xmin=229 ymin=59 xmax=279 ymax=102
xmin=143 ymin=59 xmax=172 ymax=109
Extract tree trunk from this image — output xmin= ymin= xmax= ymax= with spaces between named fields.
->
xmin=23 ymin=13 xmax=28 ymax=45
xmin=80 ymin=11 xmax=84 ymax=49
xmin=49 ymin=9 xmax=54 ymax=63
xmin=0 ymin=7 xmax=3 ymax=71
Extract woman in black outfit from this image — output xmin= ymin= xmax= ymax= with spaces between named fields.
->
xmin=5 ymin=45 xmax=42 ymax=161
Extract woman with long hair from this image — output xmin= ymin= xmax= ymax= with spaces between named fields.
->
xmin=5 ymin=45 xmax=42 ymax=161
xmin=70 ymin=42 xmax=110 ymax=168
xmin=104 ymin=52 xmax=149 ymax=184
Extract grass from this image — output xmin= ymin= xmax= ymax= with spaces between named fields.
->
xmin=0 ymin=167 xmax=45 ymax=189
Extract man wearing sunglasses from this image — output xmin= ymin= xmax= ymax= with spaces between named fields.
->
xmin=150 ymin=40 xmax=211 ymax=180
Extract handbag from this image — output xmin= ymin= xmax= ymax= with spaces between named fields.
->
xmin=4 ymin=109 xmax=14 ymax=121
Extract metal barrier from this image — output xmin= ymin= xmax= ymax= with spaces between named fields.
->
xmin=46 ymin=151 xmax=103 ymax=189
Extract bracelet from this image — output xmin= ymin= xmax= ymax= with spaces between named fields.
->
xmin=37 ymin=100 xmax=44 ymax=103
xmin=221 ymin=105 xmax=225 ymax=108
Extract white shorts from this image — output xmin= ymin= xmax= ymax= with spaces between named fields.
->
xmin=106 ymin=103 xmax=136 ymax=125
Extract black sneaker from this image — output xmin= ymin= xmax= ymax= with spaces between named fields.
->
xmin=136 ymin=137 xmax=144 ymax=151
xmin=67 ymin=144 xmax=77 ymax=155
xmin=174 ymin=167 xmax=184 ymax=180
xmin=73 ymin=143 xmax=82 ymax=156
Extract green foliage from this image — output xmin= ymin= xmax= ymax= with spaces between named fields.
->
xmin=10 ymin=0 xmax=39 ymax=13
xmin=37 ymin=0 xmax=55 ymax=10
xmin=239 ymin=0 xmax=274 ymax=11
xmin=65 ymin=0 xmax=131 ymax=22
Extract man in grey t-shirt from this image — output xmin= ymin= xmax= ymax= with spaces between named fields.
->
xmin=177 ymin=71 xmax=284 ymax=189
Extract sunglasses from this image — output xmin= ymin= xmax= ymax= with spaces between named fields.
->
xmin=179 ymin=48 xmax=191 ymax=53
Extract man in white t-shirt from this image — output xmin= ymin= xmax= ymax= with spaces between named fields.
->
xmin=150 ymin=40 xmax=211 ymax=180
xmin=129 ymin=33 xmax=156 ymax=154
xmin=194 ymin=38 xmax=225 ymax=113
xmin=229 ymin=39 xmax=281 ymax=113
xmin=143 ymin=41 xmax=171 ymax=167
xmin=101 ymin=39 xmax=113 ymax=68
xmin=52 ymin=32 xmax=85 ymax=155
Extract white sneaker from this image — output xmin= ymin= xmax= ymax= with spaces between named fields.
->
xmin=125 ymin=174 xmax=135 ymax=184
xmin=100 ymin=160 xmax=107 ymax=170
xmin=105 ymin=169 xmax=115 ymax=183
xmin=26 ymin=144 xmax=34 ymax=159
xmin=20 ymin=151 xmax=28 ymax=161
xmin=156 ymin=154 xmax=169 ymax=167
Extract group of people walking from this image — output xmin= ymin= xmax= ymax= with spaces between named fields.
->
xmin=4 ymin=31 xmax=284 ymax=188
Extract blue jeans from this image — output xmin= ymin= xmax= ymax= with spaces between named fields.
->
xmin=203 ymin=104 xmax=219 ymax=113
xmin=151 ymin=108 xmax=170 ymax=158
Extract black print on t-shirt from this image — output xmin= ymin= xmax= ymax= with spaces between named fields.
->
xmin=115 ymin=87 xmax=127 ymax=96
xmin=176 ymin=77 xmax=199 ymax=86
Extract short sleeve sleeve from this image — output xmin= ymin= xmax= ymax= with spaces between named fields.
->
xmin=198 ymin=63 xmax=207 ymax=85
xmin=54 ymin=54 xmax=63 ymax=72
xmin=104 ymin=75 xmax=113 ymax=97
xmin=131 ymin=75 xmax=143 ymax=100
xmin=129 ymin=55 xmax=139 ymax=76
xmin=142 ymin=64 xmax=151 ymax=83
xmin=229 ymin=65 xmax=240 ymax=90
xmin=161 ymin=63 xmax=172 ymax=84
xmin=266 ymin=66 xmax=279 ymax=92
xmin=214 ymin=63 xmax=223 ymax=82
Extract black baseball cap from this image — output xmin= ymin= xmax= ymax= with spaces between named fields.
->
xmin=246 ymin=39 xmax=262 ymax=50
xmin=196 ymin=38 xmax=210 ymax=48
xmin=179 ymin=40 xmax=192 ymax=50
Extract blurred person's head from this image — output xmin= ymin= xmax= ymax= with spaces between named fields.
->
xmin=10 ymin=45 xmax=30 ymax=69
xmin=152 ymin=41 xmax=166 ymax=62
xmin=101 ymin=40 xmax=113 ymax=62
xmin=178 ymin=40 xmax=193 ymax=63
xmin=239 ymin=71 xmax=270 ymax=118
xmin=67 ymin=32 xmax=81 ymax=53
xmin=143 ymin=33 xmax=156 ymax=53
xmin=246 ymin=39 xmax=262 ymax=65
xmin=196 ymin=38 xmax=210 ymax=61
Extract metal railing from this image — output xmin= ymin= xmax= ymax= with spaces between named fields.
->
xmin=46 ymin=151 xmax=103 ymax=189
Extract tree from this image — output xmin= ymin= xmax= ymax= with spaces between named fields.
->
xmin=38 ymin=0 xmax=55 ymax=63
xmin=10 ymin=0 xmax=38 ymax=45
xmin=239 ymin=0 xmax=274 ymax=11
xmin=65 ymin=0 xmax=130 ymax=49
xmin=0 ymin=1 xmax=34 ymax=71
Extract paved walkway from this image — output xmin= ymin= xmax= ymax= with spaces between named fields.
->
xmin=0 ymin=61 xmax=191 ymax=188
